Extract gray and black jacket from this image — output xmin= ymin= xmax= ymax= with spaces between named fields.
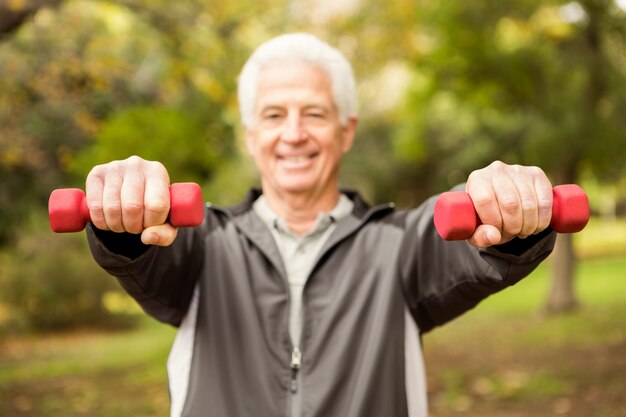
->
xmin=87 ymin=189 xmax=556 ymax=417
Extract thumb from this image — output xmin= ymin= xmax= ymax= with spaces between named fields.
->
xmin=468 ymin=224 xmax=502 ymax=248
xmin=141 ymin=224 xmax=178 ymax=246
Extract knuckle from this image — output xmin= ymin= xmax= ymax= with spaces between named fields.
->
xmin=103 ymin=202 xmax=122 ymax=217
xmin=125 ymin=155 xmax=144 ymax=170
xmin=520 ymin=198 xmax=537 ymax=212
xmin=529 ymin=166 xmax=550 ymax=185
xmin=538 ymin=198 xmax=552 ymax=210
xmin=490 ymin=160 xmax=506 ymax=170
xmin=86 ymin=197 xmax=103 ymax=212
xmin=144 ymin=200 xmax=169 ymax=216
xmin=126 ymin=155 xmax=144 ymax=164
xmin=500 ymin=197 xmax=520 ymax=214
xmin=470 ymin=194 xmax=493 ymax=211
xmin=87 ymin=164 xmax=105 ymax=179
xmin=122 ymin=200 xmax=144 ymax=216
xmin=467 ymin=170 xmax=481 ymax=182
xmin=106 ymin=161 xmax=125 ymax=179
xmin=147 ymin=159 xmax=164 ymax=170
xmin=147 ymin=160 xmax=170 ymax=179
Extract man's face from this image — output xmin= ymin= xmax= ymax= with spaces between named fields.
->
xmin=245 ymin=61 xmax=357 ymax=200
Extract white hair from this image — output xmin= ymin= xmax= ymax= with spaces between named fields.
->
xmin=237 ymin=33 xmax=357 ymax=127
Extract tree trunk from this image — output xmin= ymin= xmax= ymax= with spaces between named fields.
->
xmin=543 ymin=1 xmax=607 ymax=314
xmin=543 ymin=159 xmax=581 ymax=314
xmin=544 ymin=232 xmax=580 ymax=314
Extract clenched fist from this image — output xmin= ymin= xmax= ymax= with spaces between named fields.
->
xmin=86 ymin=156 xmax=178 ymax=246
xmin=465 ymin=161 xmax=553 ymax=248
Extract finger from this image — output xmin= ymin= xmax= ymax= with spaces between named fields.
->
xmin=492 ymin=174 xmax=522 ymax=239
xmin=468 ymin=224 xmax=503 ymax=248
xmin=141 ymin=224 xmax=178 ymax=246
xmin=143 ymin=162 xmax=170 ymax=227
xmin=510 ymin=173 xmax=539 ymax=238
xmin=120 ymin=165 xmax=145 ymax=234
xmin=86 ymin=166 xmax=108 ymax=231
xmin=102 ymin=164 xmax=125 ymax=233
xmin=466 ymin=176 xmax=502 ymax=231
xmin=533 ymin=173 xmax=553 ymax=233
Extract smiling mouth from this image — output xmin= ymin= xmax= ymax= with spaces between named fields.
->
xmin=279 ymin=153 xmax=319 ymax=163
xmin=279 ymin=154 xmax=316 ymax=163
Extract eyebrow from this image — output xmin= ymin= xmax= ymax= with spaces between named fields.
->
xmin=259 ymin=105 xmax=284 ymax=114
xmin=257 ymin=104 xmax=330 ymax=114
xmin=302 ymin=104 xmax=329 ymax=113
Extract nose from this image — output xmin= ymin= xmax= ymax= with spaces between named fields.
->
xmin=280 ymin=114 xmax=307 ymax=144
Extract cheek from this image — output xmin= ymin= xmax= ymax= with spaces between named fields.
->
xmin=255 ymin=141 xmax=279 ymax=172
xmin=248 ymin=133 xmax=271 ymax=157
xmin=327 ymin=133 xmax=349 ymax=159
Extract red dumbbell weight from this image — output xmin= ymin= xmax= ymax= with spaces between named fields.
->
xmin=49 ymin=182 xmax=204 ymax=233
xmin=433 ymin=184 xmax=590 ymax=241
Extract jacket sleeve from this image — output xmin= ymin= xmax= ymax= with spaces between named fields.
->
xmin=400 ymin=193 xmax=557 ymax=334
xmin=85 ymin=212 xmax=207 ymax=327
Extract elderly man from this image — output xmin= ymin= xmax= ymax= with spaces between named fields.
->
xmin=86 ymin=33 xmax=556 ymax=417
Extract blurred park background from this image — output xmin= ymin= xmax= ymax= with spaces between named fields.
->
xmin=0 ymin=0 xmax=625 ymax=416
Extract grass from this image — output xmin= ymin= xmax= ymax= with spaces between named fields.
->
xmin=574 ymin=217 xmax=626 ymax=259
xmin=0 ymin=319 xmax=176 ymax=416
xmin=423 ymin=256 xmax=626 ymax=417
xmin=0 ymin=320 xmax=175 ymax=384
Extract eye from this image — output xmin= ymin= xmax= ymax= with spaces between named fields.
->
xmin=263 ymin=112 xmax=283 ymax=121
xmin=305 ymin=111 xmax=325 ymax=119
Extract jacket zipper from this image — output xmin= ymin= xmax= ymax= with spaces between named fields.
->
xmin=290 ymin=346 xmax=302 ymax=393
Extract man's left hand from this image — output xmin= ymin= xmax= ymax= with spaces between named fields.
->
xmin=465 ymin=161 xmax=553 ymax=248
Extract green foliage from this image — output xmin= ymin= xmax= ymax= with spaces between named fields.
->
xmin=396 ymin=0 xmax=626 ymax=188
xmin=389 ymin=0 xmax=626 ymax=313
xmin=0 ymin=0 xmax=276 ymax=243
xmin=0 ymin=0 xmax=171 ymax=243
xmin=0 ymin=215 xmax=138 ymax=332
xmin=70 ymin=104 xmax=233 ymax=183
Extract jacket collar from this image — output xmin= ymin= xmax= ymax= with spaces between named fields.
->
xmin=209 ymin=189 xmax=395 ymax=280
xmin=223 ymin=188 xmax=391 ymax=220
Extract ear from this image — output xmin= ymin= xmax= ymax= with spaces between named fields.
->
xmin=340 ymin=117 xmax=358 ymax=153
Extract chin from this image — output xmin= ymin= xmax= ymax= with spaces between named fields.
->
xmin=278 ymin=184 xmax=316 ymax=195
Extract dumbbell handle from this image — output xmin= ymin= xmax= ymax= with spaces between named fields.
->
xmin=433 ymin=184 xmax=590 ymax=241
xmin=49 ymin=182 xmax=204 ymax=233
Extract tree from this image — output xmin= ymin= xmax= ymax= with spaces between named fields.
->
xmin=396 ymin=0 xmax=626 ymax=312
xmin=0 ymin=0 xmax=61 ymax=35
xmin=0 ymin=0 xmax=292 ymax=329
xmin=0 ymin=0 xmax=296 ymax=243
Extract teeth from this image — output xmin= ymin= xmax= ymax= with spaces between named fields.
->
xmin=283 ymin=156 xmax=309 ymax=162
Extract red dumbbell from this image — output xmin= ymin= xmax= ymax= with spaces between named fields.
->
xmin=433 ymin=184 xmax=590 ymax=241
xmin=49 ymin=182 xmax=205 ymax=233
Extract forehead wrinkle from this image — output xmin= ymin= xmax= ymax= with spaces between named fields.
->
xmin=252 ymin=62 xmax=338 ymax=119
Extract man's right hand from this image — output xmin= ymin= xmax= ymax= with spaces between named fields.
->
xmin=86 ymin=155 xmax=178 ymax=246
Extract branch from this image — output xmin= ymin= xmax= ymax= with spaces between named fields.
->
xmin=0 ymin=0 xmax=62 ymax=36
